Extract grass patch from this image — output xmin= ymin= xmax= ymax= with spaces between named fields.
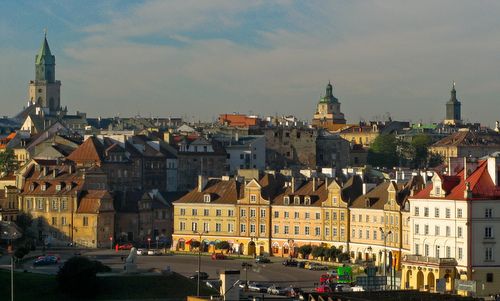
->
xmin=0 ymin=270 xmax=217 ymax=300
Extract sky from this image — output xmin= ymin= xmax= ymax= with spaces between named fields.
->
xmin=1 ymin=0 xmax=500 ymax=126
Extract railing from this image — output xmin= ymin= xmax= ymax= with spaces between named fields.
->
xmin=403 ymin=255 xmax=457 ymax=266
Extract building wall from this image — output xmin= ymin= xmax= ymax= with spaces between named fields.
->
xmin=264 ymin=128 xmax=317 ymax=169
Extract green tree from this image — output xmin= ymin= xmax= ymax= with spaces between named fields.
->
xmin=215 ymin=241 xmax=230 ymax=250
xmin=0 ymin=149 xmax=17 ymax=174
xmin=410 ymin=134 xmax=432 ymax=168
xmin=311 ymin=246 xmax=325 ymax=260
xmin=57 ymin=256 xmax=99 ymax=298
xmin=337 ymin=252 xmax=350 ymax=262
xmin=367 ymin=134 xmax=400 ymax=168
xmin=428 ymin=152 xmax=444 ymax=167
xmin=190 ymin=241 xmax=201 ymax=249
xmin=298 ymin=245 xmax=313 ymax=258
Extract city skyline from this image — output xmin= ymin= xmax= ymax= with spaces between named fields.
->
xmin=1 ymin=1 xmax=500 ymax=126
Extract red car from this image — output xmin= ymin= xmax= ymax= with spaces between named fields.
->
xmin=118 ymin=243 xmax=133 ymax=250
xmin=315 ymin=285 xmax=332 ymax=293
xmin=211 ymin=253 xmax=226 ymax=260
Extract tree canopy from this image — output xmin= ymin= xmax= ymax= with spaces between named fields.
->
xmin=0 ymin=149 xmax=17 ymax=174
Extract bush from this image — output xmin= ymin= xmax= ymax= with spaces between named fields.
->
xmin=215 ymin=241 xmax=230 ymax=250
xmin=298 ymin=245 xmax=313 ymax=258
xmin=57 ymin=256 xmax=99 ymax=298
xmin=337 ymin=252 xmax=350 ymax=262
xmin=311 ymin=246 xmax=325 ymax=260
xmin=92 ymin=260 xmax=112 ymax=273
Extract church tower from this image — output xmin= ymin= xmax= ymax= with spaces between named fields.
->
xmin=28 ymin=34 xmax=62 ymax=115
xmin=444 ymin=82 xmax=461 ymax=125
xmin=312 ymin=81 xmax=346 ymax=130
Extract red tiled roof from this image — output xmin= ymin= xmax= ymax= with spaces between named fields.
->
xmin=67 ymin=136 xmax=104 ymax=165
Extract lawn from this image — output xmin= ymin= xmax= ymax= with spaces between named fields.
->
xmin=0 ymin=270 xmax=217 ymax=300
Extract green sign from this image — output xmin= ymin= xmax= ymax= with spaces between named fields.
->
xmin=337 ymin=266 xmax=352 ymax=283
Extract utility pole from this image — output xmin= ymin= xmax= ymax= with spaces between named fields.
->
xmin=379 ymin=227 xmax=392 ymax=290
xmin=193 ymin=230 xmax=208 ymax=297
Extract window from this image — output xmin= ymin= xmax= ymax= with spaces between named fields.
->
xmin=458 ymin=247 xmax=463 ymax=260
xmin=315 ymin=227 xmax=320 ymax=236
xmin=52 ymin=217 xmax=57 ymax=225
xmin=358 ymin=229 xmax=362 ymax=238
xmin=228 ymin=209 xmax=234 ymax=217
xmin=180 ymin=208 xmax=186 ymax=216
xmin=445 ymin=208 xmax=451 ymax=218
xmin=284 ymin=196 xmax=290 ymax=205
xmin=366 ymin=215 xmax=369 ymax=223
xmin=414 ymin=207 xmax=420 ymax=216
xmin=240 ymin=224 xmax=246 ymax=233
xmin=294 ymin=226 xmax=300 ymax=235
xmin=294 ymin=196 xmax=300 ymax=204
xmin=457 ymin=208 xmax=463 ymax=218
xmin=305 ymin=212 xmax=310 ymax=219
xmin=203 ymin=195 xmax=211 ymax=203
xmin=390 ymin=216 xmax=394 ymax=225
xmin=274 ymin=225 xmax=279 ymax=234
xmin=352 ymin=229 xmax=356 ymax=238
xmin=315 ymin=212 xmax=321 ymax=220
xmin=333 ymin=228 xmax=337 ymax=237
xmin=325 ymin=227 xmax=330 ymax=236
xmin=284 ymin=212 xmax=289 ymax=218
xmin=228 ymin=223 xmax=234 ymax=232
xmin=340 ymin=212 xmax=345 ymax=221
xmin=250 ymin=224 xmax=256 ymax=233
xmin=204 ymin=209 xmax=209 ymax=216
xmin=485 ymin=247 xmax=493 ymax=261
xmin=41 ymin=184 xmax=46 ymax=191
xmin=180 ymin=222 xmax=186 ymax=230
xmin=435 ymin=226 xmax=440 ymax=236
xmin=215 ymin=223 xmax=222 ymax=232
xmin=284 ymin=225 xmax=289 ymax=234
xmin=325 ymin=212 xmax=330 ymax=220
xmin=192 ymin=209 xmax=198 ymax=216
xmin=435 ymin=245 xmax=440 ymax=258
xmin=373 ymin=216 xmax=377 ymax=223
xmin=294 ymin=212 xmax=299 ymax=219
xmin=373 ymin=230 xmax=378 ymax=240
xmin=61 ymin=217 xmax=66 ymax=225
xmin=458 ymin=226 xmax=463 ymax=238
xmin=446 ymin=246 xmax=451 ymax=258
xmin=424 ymin=225 xmax=429 ymax=235
xmin=260 ymin=209 xmax=266 ymax=218
xmin=415 ymin=244 xmax=420 ymax=255
xmin=485 ymin=227 xmax=493 ymax=239
xmin=485 ymin=208 xmax=493 ymax=218
xmin=352 ymin=215 xmax=355 ymax=222
xmin=332 ymin=197 xmax=337 ymax=204
xmin=51 ymin=199 xmax=58 ymax=211
xmin=358 ymin=214 xmax=362 ymax=222
xmin=333 ymin=212 xmax=337 ymax=220
xmin=250 ymin=194 xmax=257 ymax=203
xmin=366 ymin=230 xmax=370 ymax=239
xmin=274 ymin=211 xmax=279 ymax=218
xmin=424 ymin=207 xmax=429 ymax=217
xmin=216 ymin=209 xmax=222 ymax=216
xmin=250 ymin=209 xmax=256 ymax=217
xmin=36 ymin=199 xmax=44 ymax=210
xmin=83 ymin=216 xmax=89 ymax=226
xmin=305 ymin=226 xmax=310 ymax=235
xmin=260 ymin=224 xmax=265 ymax=234
xmin=240 ymin=209 xmax=246 ymax=217
xmin=340 ymin=227 xmax=345 ymax=238
xmin=424 ymin=244 xmax=429 ymax=256
xmin=415 ymin=224 xmax=420 ymax=234
xmin=435 ymin=208 xmax=440 ymax=217
xmin=487 ymin=273 xmax=494 ymax=283
xmin=192 ymin=222 xmax=198 ymax=231
xmin=203 ymin=222 xmax=209 ymax=232
xmin=304 ymin=197 xmax=311 ymax=205
xmin=446 ymin=226 xmax=451 ymax=236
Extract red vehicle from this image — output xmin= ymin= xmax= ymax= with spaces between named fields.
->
xmin=315 ymin=285 xmax=333 ymax=293
xmin=211 ymin=253 xmax=226 ymax=260
xmin=118 ymin=243 xmax=133 ymax=250
xmin=320 ymin=273 xmax=338 ymax=285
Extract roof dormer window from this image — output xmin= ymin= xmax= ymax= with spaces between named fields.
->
xmin=250 ymin=194 xmax=257 ymax=203
xmin=41 ymin=183 xmax=47 ymax=191
xmin=304 ymin=196 xmax=311 ymax=205
xmin=30 ymin=183 xmax=35 ymax=191
xmin=56 ymin=184 xmax=61 ymax=192
xmin=284 ymin=196 xmax=290 ymax=205
xmin=294 ymin=196 xmax=300 ymax=205
xmin=203 ymin=194 xmax=211 ymax=203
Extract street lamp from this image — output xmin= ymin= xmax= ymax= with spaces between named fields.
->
xmin=379 ymin=227 xmax=392 ymax=280
xmin=147 ymin=237 xmax=151 ymax=249
xmin=241 ymin=262 xmax=253 ymax=291
xmin=193 ymin=230 xmax=208 ymax=297
xmin=1 ymin=221 xmax=22 ymax=301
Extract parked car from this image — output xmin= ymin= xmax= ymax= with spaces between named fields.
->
xmin=211 ymin=253 xmax=226 ymax=260
xmin=147 ymin=249 xmax=161 ymax=256
xmin=304 ymin=262 xmax=313 ymax=269
xmin=248 ymin=282 xmax=268 ymax=293
xmin=255 ymin=256 xmax=271 ymax=264
xmin=315 ymin=284 xmax=332 ymax=293
xmin=33 ymin=255 xmax=59 ymax=266
xmin=283 ymin=286 xmax=303 ymax=297
xmin=136 ymin=248 xmax=146 ymax=255
xmin=297 ymin=261 xmax=307 ymax=268
xmin=267 ymin=284 xmax=286 ymax=295
xmin=189 ymin=271 xmax=209 ymax=280
xmin=308 ymin=263 xmax=328 ymax=270
xmin=282 ymin=259 xmax=298 ymax=266
xmin=335 ymin=284 xmax=353 ymax=292
xmin=117 ymin=243 xmax=133 ymax=250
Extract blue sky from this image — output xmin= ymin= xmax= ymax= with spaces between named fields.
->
xmin=1 ymin=1 xmax=500 ymax=126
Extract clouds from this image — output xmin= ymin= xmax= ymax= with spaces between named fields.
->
xmin=1 ymin=1 xmax=500 ymax=125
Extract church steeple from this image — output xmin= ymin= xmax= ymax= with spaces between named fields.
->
xmin=444 ymin=81 xmax=462 ymax=125
xmin=35 ymin=34 xmax=55 ymax=83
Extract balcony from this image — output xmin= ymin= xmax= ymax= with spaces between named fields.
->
xmin=403 ymin=255 xmax=457 ymax=266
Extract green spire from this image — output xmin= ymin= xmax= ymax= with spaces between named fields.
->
xmin=35 ymin=34 xmax=54 ymax=65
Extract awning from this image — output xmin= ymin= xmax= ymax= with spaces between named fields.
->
xmin=186 ymin=239 xmax=193 ymax=245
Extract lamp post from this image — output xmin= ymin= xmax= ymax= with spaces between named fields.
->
xmin=241 ymin=262 xmax=253 ymax=291
xmin=379 ymin=227 xmax=392 ymax=289
xmin=147 ymin=237 xmax=151 ymax=249
xmin=194 ymin=230 xmax=208 ymax=297
xmin=1 ymin=221 xmax=22 ymax=301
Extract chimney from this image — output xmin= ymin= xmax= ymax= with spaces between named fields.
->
xmin=291 ymin=177 xmax=295 ymax=193
xmin=53 ymin=169 xmax=57 ymax=178
xmin=312 ymin=177 xmax=316 ymax=192
xmin=464 ymin=157 xmax=468 ymax=181
xmin=198 ymin=175 xmax=207 ymax=192
xmin=464 ymin=182 xmax=472 ymax=199
xmin=325 ymin=177 xmax=329 ymax=190
xmin=487 ymin=156 xmax=498 ymax=186
xmin=42 ymin=167 xmax=47 ymax=177
xmin=68 ymin=165 xmax=73 ymax=174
